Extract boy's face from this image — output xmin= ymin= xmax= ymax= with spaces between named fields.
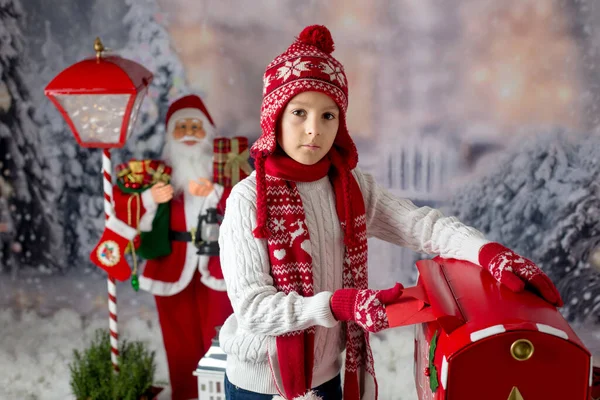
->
xmin=277 ymin=91 xmax=340 ymax=166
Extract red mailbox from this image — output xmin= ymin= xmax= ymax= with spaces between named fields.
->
xmin=386 ymin=258 xmax=593 ymax=400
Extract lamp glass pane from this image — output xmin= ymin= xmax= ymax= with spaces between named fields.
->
xmin=125 ymin=87 xmax=147 ymax=140
xmin=55 ymin=94 xmax=130 ymax=144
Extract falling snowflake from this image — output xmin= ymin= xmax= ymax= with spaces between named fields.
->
xmin=276 ymin=58 xmax=311 ymax=82
xmin=320 ymin=61 xmax=346 ymax=87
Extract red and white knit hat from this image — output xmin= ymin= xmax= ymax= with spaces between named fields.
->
xmin=165 ymin=94 xmax=215 ymax=135
xmin=251 ymin=25 xmax=357 ymax=165
xmin=251 ymin=25 xmax=359 ymax=238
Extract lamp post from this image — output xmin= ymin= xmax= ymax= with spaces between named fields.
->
xmin=45 ymin=38 xmax=153 ymax=372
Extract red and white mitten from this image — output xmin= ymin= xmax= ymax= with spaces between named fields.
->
xmin=330 ymin=283 xmax=403 ymax=333
xmin=90 ymin=215 xmax=137 ymax=281
xmin=479 ymin=242 xmax=563 ymax=306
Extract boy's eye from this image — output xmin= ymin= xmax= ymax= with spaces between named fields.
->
xmin=323 ymin=112 xmax=336 ymax=120
xmin=292 ymin=109 xmax=306 ymax=117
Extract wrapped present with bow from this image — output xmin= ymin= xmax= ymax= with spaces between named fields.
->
xmin=115 ymin=159 xmax=172 ymax=191
xmin=213 ymin=136 xmax=253 ymax=188
xmin=112 ymin=159 xmax=172 ymax=254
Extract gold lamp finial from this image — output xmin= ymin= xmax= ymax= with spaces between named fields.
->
xmin=94 ymin=37 xmax=105 ymax=60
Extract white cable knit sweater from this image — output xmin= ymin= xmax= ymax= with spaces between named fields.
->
xmin=218 ymin=169 xmax=490 ymax=395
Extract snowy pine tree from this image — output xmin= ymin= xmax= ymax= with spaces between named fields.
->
xmin=448 ymin=130 xmax=600 ymax=324
xmin=24 ymin=19 xmax=106 ymax=270
xmin=117 ymin=0 xmax=189 ymax=163
xmin=0 ymin=0 xmax=63 ymax=273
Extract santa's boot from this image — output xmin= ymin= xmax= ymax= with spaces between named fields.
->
xmin=90 ymin=215 xmax=137 ymax=281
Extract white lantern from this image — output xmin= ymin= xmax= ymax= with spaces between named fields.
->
xmin=193 ymin=337 xmax=226 ymax=400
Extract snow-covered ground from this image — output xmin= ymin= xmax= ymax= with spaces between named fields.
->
xmin=0 ymin=271 xmax=418 ymax=400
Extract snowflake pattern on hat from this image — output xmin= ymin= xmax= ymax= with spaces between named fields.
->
xmin=276 ymin=58 xmax=311 ymax=82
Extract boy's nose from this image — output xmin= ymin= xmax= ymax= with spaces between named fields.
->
xmin=306 ymin=119 xmax=321 ymax=136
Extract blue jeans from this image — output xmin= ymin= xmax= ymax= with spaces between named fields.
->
xmin=224 ymin=373 xmax=342 ymax=400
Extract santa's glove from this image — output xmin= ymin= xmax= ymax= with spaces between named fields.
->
xmin=90 ymin=215 xmax=137 ymax=281
xmin=330 ymin=283 xmax=404 ymax=333
xmin=479 ymin=242 xmax=563 ymax=307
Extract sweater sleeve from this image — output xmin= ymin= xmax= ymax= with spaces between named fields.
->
xmin=219 ymin=188 xmax=338 ymax=336
xmin=352 ymin=169 xmax=490 ymax=265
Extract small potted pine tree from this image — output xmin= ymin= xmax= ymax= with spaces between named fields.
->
xmin=70 ymin=329 xmax=163 ymax=400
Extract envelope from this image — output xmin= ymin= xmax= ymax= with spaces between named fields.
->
xmin=385 ymin=285 xmax=437 ymax=328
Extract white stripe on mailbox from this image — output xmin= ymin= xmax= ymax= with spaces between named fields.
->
xmin=470 ymin=325 xmax=506 ymax=342
xmin=536 ymin=323 xmax=568 ymax=340
xmin=591 ymin=356 xmax=594 ymax=387
xmin=441 ymin=356 xmax=448 ymax=390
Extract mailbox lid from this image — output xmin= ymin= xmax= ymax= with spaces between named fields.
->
xmin=430 ymin=258 xmax=588 ymax=355
xmin=447 ymin=330 xmax=590 ymax=400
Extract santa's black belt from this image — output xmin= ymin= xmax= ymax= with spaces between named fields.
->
xmin=169 ymin=229 xmax=195 ymax=242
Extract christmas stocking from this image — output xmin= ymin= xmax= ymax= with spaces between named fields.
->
xmin=90 ymin=215 xmax=137 ymax=281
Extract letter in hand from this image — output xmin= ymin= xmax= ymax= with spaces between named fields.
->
xmin=188 ymin=177 xmax=214 ymax=197
xmin=150 ymin=182 xmax=174 ymax=204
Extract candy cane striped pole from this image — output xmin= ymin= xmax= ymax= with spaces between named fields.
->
xmin=102 ymin=149 xmax=120 ymax=373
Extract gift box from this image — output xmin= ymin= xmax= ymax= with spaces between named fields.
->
xmin=116 ymin=159 xmax=172 ymax=191
xmin=113 ymin=159 xmax=172 ymax=233
xmin=213 ymin=137 xmax=252 ymax=188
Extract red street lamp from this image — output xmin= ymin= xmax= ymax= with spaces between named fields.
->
xmin=45 ymin=38 xmax=151 ymax=148
xmin=44 ymin=38 xmax=153 ymax=373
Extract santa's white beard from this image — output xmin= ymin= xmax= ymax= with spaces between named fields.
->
xmin=163 ymin=137 xmax=213 ymax=195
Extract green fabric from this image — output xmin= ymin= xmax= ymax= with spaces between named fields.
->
xmin=136 ymin=202 xmax=171 ymax=260
xmin=115 ymin=180 xmax=171 ymax=260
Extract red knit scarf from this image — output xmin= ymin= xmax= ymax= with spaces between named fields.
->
xmin=260 ymin=151 xmax=376 ymax=400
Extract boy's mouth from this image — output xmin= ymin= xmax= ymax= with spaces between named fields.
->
xmin=302 ymin=143 xmax=320 ymax=149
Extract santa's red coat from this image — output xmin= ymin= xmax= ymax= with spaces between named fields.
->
xmin=141 ymin=189 xmax=230 ymax=291
xmin=113 ymin=186 xmax=233 ymax=336
xmin=112 ymin=185 xmax=232 ymax=293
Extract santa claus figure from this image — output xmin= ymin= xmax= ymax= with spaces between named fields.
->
xmin=122 ymin=95 xmax=233 ymax=400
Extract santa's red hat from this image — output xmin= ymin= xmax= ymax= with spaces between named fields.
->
xmin=165 ymin=94 xmax=215 ymax=135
